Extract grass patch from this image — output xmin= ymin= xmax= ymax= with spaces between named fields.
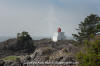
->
xmin=2 ymin=56 xmax=19 ymax=61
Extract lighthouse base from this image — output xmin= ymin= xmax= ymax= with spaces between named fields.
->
xmin=52 ymin=32 xmax=65 ymax=42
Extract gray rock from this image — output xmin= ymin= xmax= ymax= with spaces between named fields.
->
xmin=4 ymin=61 xmax=13 ymax=66
xmin=0 ymin=60 xmax=5 ymax=66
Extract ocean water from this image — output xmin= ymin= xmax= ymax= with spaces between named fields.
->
xmin=0 ymin=36 xmax=11 ymax=42
xmin=0 ymin=36 xmax=73 ymax=42
xmin=0 ymin=36 xmax=49 ymax=42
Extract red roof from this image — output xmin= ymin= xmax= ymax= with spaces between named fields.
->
xmin=57 ymin=27 xmax=61 ymax=32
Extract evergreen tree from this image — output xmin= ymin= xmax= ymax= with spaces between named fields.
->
xmin=16 ymin=31 xmax=35 ymax=53
xmin=72 ymin=14 xmax=100 ymax=43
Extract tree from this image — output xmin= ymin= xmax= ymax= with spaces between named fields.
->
xmin=16 ymin=31 xmax=35 ymax=53
xmin=72 ymin=14 xmax=100 ymax=43
xmin=17 ymin=31 xmax=32 ymax=41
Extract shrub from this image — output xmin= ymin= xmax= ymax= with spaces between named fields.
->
xmin=76 ymin=36 xmax=100 ymax=66
xmin=16 ymin=31 xmax=36 ymax=53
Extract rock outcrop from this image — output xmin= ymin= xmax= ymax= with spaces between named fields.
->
xmin=0 ymin=38 xmax=79 ymax=66
xmin=0 ymin=38 xmax=36 ymax=59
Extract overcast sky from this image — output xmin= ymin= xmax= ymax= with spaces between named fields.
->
xmin=0 ymin=0 xmax=100 ymax=37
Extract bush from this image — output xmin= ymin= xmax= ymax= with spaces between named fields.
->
xmin=76 ymin=35 xmax=100 ymax=66
xmin=16 ymin=31 xmax=36 ymax=53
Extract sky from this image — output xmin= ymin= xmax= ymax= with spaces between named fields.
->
xmin=0 ymin=0 xmax=100 ymax=37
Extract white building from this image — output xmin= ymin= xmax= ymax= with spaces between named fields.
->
xmin=52 ymin=27 xmax=65 ymax=42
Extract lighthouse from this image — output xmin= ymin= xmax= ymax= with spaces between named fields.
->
xmin=52 ymin=27 xmax=65 ymax=42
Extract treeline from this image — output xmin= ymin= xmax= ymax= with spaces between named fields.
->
xmin=72 ymin=14 xmax=100 ymax=66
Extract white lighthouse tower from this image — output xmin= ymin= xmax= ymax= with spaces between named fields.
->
xmin=52 ymin=27 xmax=65 ymax=42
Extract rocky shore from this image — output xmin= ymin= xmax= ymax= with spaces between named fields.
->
xmin=0 ymin=38 xmax=79 ymax=66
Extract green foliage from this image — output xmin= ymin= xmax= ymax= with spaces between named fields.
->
xmin=76 ymin=36 xmax=100 ymax=66
xmin=2 ymin=56 xmax=19 ymax=61
xmin=16 ymin=31 xmax=35 ymax=52
xmin=17 ymin=31 xmax=32 ymax=41
xmin=73 ymin=14 xmax=100 ymax=43
xmin=97 ymin=24 xmax=100 ymax=30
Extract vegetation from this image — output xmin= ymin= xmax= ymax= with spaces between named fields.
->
xmin=72 ymin=14 xmax=100 ymax=43
xmin=17 ymin=31 xmax=32 ymax=41
xmin=16 ymin=31 xmax=36 ymax=52
xmin=73 ymin=14 xmax=100 ymax=66
xmin=76 ymin=36 xmax=100 ymax=66
xmin=2 ymin=56 xmax=19 ymax=61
